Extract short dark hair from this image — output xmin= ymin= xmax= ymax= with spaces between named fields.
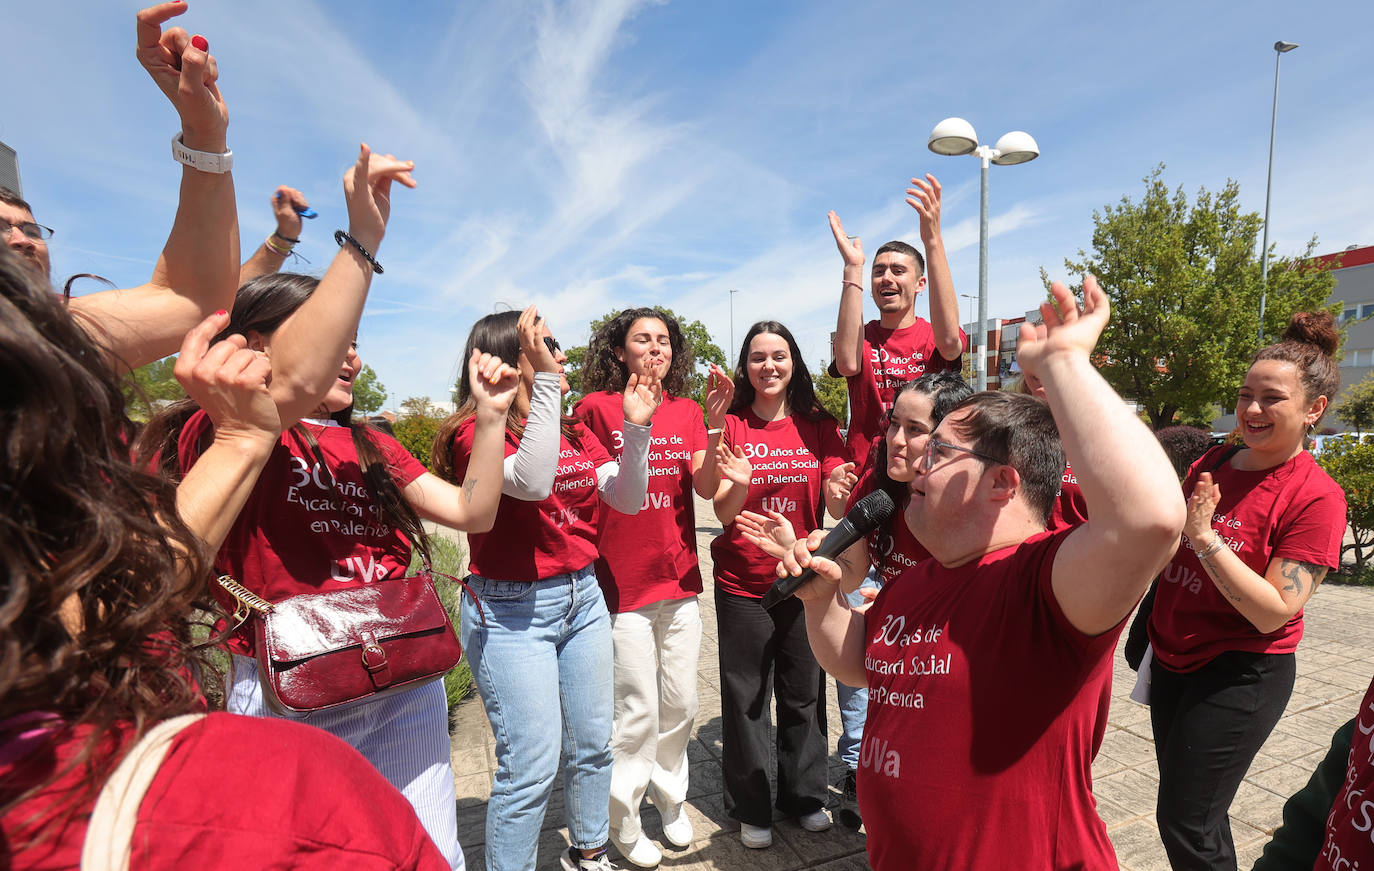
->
xmin=874 ymin=240 xmax=925 ymax=276
xmin=1154 ymin=426 xmax=1213 ymax=479
xmin=0 ymin=186 xmax=33 ymax=214
xmin=946 ymin=392 xmax=1063 ymax=526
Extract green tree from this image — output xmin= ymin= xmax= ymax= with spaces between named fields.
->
xmin=124 ymin=355 xmax=186 ymax=420
xmin=1335 ymin=373 xmax=1374 ymax=436
xmin=1055 ymin=165 xmax=1339 ymax=429
xmin=814 ymin=360 xmax=849 ymax=423
xmin=392 ymin=396 xmax=445 ymax=470
xmin=351 ymin=364 xmax=387 ymax=415
xmin=561 ymin=308 xmax=727 ymax=415
xmin=1316 ymin=435 xmax=1374 ymax=572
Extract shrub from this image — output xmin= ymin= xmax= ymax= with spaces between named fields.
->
xmin=410 ymin=535 xmax=475 ymax=723
xmin=1316 ymin=434 xmax=1374 ymax=573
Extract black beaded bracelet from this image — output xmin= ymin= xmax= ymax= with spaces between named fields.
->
xmin=334 ymin=230 xmax=383 ymax=274
xmin=271 ymin=230 xmax=300 ymax=244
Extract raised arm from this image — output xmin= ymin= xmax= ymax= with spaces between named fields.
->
xmin=1182 ymin=474 xmax=1329 ymax=634
xmin=691 ymin=363 xmax=732 ymax=498
xmin=171 ymin=310 xmax=280 ymax=555
xmin=239 ymin=186 xmax=310 ymax=284
xmin=712 ymin=442 xmax=752 ymax=525
xmin=501 ymin=307 xmax=563 ymax=500
xmin=906 ymin=174 xmax=963 ymax=361
xmin=71 ymin=2 xmax=239 ymax=372
xmin=596 ymin=371 xmax=661 ymax=514
xmin=829 ymin=211 xmax=866 ymax=377
xmin=405 ymin=351 xmax=520 ymax=533
xmin=265 ymin=145 xmax=415 ymax=429
xmin=1025 ymin=277 xmax=1186 ymax=635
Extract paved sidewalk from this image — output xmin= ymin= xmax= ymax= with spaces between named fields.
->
xmin=446 ymin=502 xmax=1374 ymax=870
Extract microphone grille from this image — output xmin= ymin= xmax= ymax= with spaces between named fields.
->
xmin=853 ymin=489 xmax=897 ymax=528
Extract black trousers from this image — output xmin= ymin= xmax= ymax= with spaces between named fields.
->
xmin=1151 ymin=650 xmax=1296 ymax=871
xmin=714 ymin=589 xmax=828 ymax=827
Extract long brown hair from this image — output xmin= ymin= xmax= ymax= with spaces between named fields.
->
xmin=728 ymin=320 xmax=831 ymax=422
xmin=431 ymin=310 xmax=579 ymax=483
xmin=134 ymin=272 xmax=431 ymax=564
xmin=0 ymin=251 xmax=217 ymax=843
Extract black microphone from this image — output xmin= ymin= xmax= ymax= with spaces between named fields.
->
xmin=759 ymin=490 xmax=896 ymax=610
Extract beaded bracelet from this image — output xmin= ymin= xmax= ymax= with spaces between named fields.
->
xmin=263 ymin=235 xmax=293 ymax=256
xmin=334 ymin=230 xmax=383 ymax=274
xmin=1194 ymin=533 xmax=1225 ymax=560
xmin=272 ymin=230 xmax=300 ymax=245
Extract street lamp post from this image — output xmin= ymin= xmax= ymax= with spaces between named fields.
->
xmin=960 ymin=293 xmax=977 ymax=338
xmin=1257 ymin=40 xmax=1299 ymax=344
xmin=928 ymin=118 xmax=1039 ymax=392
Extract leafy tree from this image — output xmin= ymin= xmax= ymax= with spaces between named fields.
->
xmin=560 ymin=307 xmax=727 ymax=415
xmin=124 ymin=355 xmax=186 ymax=420
xmin=1335 ymin=373 xmax=1374 ymax=436
xmin=1055 ymin=165 xmax=1339 ymax=429
xmin=392 ymin=396 xmax=445 ymax=471
xmin=351 ymin=364 xmax=387 ymax=415
xmin=814 ymin=360 xmax=849 ymax=424
xmin=1316 ymin=435 xmax=1374 ymax=572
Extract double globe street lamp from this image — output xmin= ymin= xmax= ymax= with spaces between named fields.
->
xmin=927 ymin=118 xmax=1039 ymax=391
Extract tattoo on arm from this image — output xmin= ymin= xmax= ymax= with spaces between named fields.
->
xmin=462 ymin=478 xmax=478 ymax=504
xmin=1279 ymin=559 xmax=1326 ymax=598
xmin=1199 ymin=553 xmax=1242 ymax=602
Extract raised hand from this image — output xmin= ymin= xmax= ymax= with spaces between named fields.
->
xmin=905 ymin=174 xmax=942 ymax=242
xmin=781 ymin=529 xmax=845 ymax=601
xmin=717 ymin=443 xmax=753 ymax=488
xmin=1016 ymin=275 xmax=1110 ymax=381
xmin=135 ymin=2 xmax=227 ymax=152
xmin=271 ymin=186 xmax=309 ymax=242
xmin=828 ymin=211 xmax=865 ymax=269
xmin=342 ymin=144 xmax=417 ymax=252
xmin=703 ymin=362 xmax=734 ymax=428
xmin=1184 ymin=472 xmax=1222 ymax=544
xmin=517 ymin=306 xmax=560 ymax=373
xmin=623 ymin=370 xmax=663 ymax=426
xmin=173 ymin=309 xmax=279 ymax=444
xmin=826 ymin=461 xmax=858 ymax=507
xmin=735 ymin=509 xmax=797 ymax=562
xmin=469 ymin=349 xmax=520 ymax=417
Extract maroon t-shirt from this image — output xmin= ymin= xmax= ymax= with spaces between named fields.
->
xmin=859 ymin=528 xmax=1121 ymax=870
xmin=1313 ymin=673 xmax=1374 ymax=870
xmin=847 ymin=465 xmax=931 ymax=587
xmin=1050 ymin=460 xmax=1089 ymax=529
xmin=178 ymin=412 xmax=427 ymax=657
xmin=844 ymin=318 xmax=964 ymax=466
xmin=711 ymin=410 xmax=846 ymax=598
xmin=451 ymin=418 xmax=615 ymax=581
xmin=1149 ymin=446 xmax=1347 ymax=673
xmin=1 ymin=714 xmax=448 ymax=870
xmin=575 ymin=391 xmax=706 ymax=612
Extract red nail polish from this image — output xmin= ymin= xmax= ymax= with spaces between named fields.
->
xmin=191 ymin=35 xmax=208 ymax=51
xmin=215 ymin=309 xmax=227 ymax=317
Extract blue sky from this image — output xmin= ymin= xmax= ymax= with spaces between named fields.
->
xmin=6 ymin=0 xmax=1372 ymax=410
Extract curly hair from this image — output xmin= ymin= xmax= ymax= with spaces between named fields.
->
xmin=581 ymin=307 xmax=692 ymax=397
xmin=0 ymin=250 xmax=217 ymax=843
xmin=728 ymin=321 xmax=831 ymax=422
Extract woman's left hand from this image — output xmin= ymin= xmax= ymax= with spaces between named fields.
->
xmin=623 ymin=370 xmax=663 ymax=426
xmin=468 ymin=349 xmax=520 ymax=418
xmin=1183 ymin=472 xmax=1222 ymax=544
xmin=703 ymin=363 xmax=733 ymax=429
xmin=825 ymin=462 xmax=858 ymax=507
xmin=735 ymin=509 xmax=797 ymax=561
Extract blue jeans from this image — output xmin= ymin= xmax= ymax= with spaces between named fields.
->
xmin=835 ymin=573 xmax=881 ymax=771
xmin=460 ymin=565 xmax=614 ymax=871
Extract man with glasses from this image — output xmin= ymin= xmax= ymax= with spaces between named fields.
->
xmin=0 ymin=188 xmax=53 ymax=279
xmin=781 ymin=277 xmax=1185 ymax=870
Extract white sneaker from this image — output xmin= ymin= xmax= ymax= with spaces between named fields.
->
xmin=799 ymin=808 xmax=833 ymax=832
xmin=740 ymin=822 xmax=772 ymax=849
xmin=657 ymin=802 xmax=693 ymax=848
xmin=560 ymin=846 xmax=619 ymax=870
xmin=609 ymin=831 xmax=661 ymax=868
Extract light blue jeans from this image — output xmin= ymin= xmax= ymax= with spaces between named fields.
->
xmin=835 ymin=572 xmax=882 ymax=771
xmin=460 ymin=565 xmax=614 ymax=871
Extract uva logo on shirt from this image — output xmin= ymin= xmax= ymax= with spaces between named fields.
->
xmin=641 ymin=492 xmax=674 ymax=511
xmin=330 ymin=555 xmax=388 ymax=583
xmin=761 ymin=496 xmax=798 ymax=514
xmin=550 ymin=505 xmax=587 ymax=529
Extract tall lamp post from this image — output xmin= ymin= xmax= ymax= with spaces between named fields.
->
xmin=1257 ymin=40 xmax=1299 ymax=343
xmin=959 ymin=293 xmax=977 ymax=336
xmin=928 ymin=118 xmax=1039 ymax=391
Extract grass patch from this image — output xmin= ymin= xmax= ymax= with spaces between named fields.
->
xmin=411 ymin=535 xmax=477 ymax=725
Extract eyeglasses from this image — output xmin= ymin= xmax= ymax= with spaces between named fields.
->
xmin=543 ymin=336 xmax=561 ymax=356
xmin=0 ymin=218 xmax=55 ymax=242
xmin=922 ymin=438 xmax=1004 ymax=472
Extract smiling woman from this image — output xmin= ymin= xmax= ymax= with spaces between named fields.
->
xmin=1146 ymin=310 xmax=1348 ymax=870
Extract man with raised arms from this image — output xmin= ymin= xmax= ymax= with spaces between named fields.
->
xmin=829 ymin=175 xmax=965 ymax=468
xmin=781 ymin=278 xmax=1185 ymax=869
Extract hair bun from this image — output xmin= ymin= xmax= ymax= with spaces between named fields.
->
xmin=1281 ymin=311 xmax=1339 ymax=356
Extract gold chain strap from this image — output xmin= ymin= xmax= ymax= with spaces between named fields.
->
xmin=216 ymin=574 xmax=274 ymax=627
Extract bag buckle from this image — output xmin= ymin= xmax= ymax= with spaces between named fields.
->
xmin=360 ymin=633 xmax=392 ymax=687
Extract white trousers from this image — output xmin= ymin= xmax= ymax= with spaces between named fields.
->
xmin=227 ymin=655 xmax=465 ymax=870
xmin=607 ymin=596 xmax=702 ymax=839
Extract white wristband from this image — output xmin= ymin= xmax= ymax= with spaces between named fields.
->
xmin=171 ymin=133 xmax=233 ymax=174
